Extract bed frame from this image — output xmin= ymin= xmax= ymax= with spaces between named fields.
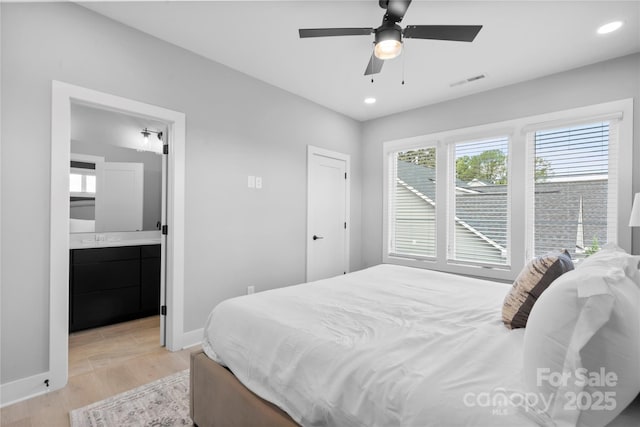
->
xmin=190 ymin=349 xmax=300 ymax=427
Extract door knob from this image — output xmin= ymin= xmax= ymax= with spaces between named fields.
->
xmin=313 ymin=235 xmax=324 ymax=240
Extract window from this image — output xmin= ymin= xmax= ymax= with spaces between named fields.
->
xmin=383 ymin=99 xmax=632 ymax=281
xmin=389 ymin=148 xmax=437 ymax=258
xmin=530 ymin=121 xmax=613 ymax=261
xmin=70 ymin=161 xmax=96 ymax=197
xmin=449 ymin=136 xmax=509 ymax=266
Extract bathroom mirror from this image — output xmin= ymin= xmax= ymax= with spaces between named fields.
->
xmin=70 ymin=103 xmax=165 ymax=233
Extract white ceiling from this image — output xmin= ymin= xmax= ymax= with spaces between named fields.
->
xmin=80 ymin=1 xmax=640 ymax=121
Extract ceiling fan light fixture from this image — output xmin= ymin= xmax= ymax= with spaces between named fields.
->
xmin=374 ymin=39 xmax=403 ymax=59
xmin=297 ymin=2 xmax=483 ymax=76
xmin=374 ymin=24 xmax=403 ymax=60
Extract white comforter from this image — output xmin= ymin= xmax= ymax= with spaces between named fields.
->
xmin=202 ymin=264 xmax=537 ymax=427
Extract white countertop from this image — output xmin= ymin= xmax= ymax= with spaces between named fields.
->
xmin=69 ymin=231 xmax=161 ymax=249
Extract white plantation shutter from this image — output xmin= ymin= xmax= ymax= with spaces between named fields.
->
xmin=529 ymin=120 xmax=618 ymax=261
xmin=448 ymin=136 xmax=510 ymax=266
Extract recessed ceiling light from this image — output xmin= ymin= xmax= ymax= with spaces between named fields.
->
xmin=597 ymin=21 xmax=623 ymax=35
xmin=364 ymin=97 xmax=376 ymax=104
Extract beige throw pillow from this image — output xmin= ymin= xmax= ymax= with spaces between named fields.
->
xmin=502 ymin=250 xmax=574 ymax=329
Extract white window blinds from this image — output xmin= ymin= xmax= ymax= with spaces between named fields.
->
xmin=529 ymin=121 xmax=617 ymax=260
xmin=383 ymin=100 xmax=631 ymax=279
xmin=448 ymin=137 xmax=510 ymax=266
xmin=389 ymin=148 xmax=437 ymax=259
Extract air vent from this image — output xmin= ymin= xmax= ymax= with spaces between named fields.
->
xmin=449 ymin=73 xmax=487 ymax=87
xmin=467 ymin=74 xmax=486 ymax=82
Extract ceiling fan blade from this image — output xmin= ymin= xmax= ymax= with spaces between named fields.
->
xmin=364 ymin=53 xmax=384 ymax=76
xmin=385 ymin=0 xmax=412 ymax=23
xmin=403 ymin=25 xmax=483 ymax=42
xmin=299 ymin=28 xmax=374 ymax=38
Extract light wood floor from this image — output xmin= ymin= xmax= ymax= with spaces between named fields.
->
xmin=1 ymin=316 xmax=198 ymax=427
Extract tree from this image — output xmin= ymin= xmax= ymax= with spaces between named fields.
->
xmin=399 ymin=148 xmax=551 ymax=185
xmin=397 ymin=148 xmax=436 ymax=168
xmin=584 ymin=236 xmax=600 ymax=256
xmin=456 ymin=149 xmax=508 ymax=184
xmin=535 ymin=157 xmax=553 ymax=183
xmin=455 ymin=150 xmax=552 ymax=185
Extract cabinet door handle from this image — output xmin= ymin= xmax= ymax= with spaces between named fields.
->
xmin=313 ymin=235 xmax=324 ymax=241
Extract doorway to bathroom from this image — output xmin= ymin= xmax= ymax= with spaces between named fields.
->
xmin=50 ymin=81 xmax=186 ymax=392
xmin=68 ymin=104 xmax=166 ymax=339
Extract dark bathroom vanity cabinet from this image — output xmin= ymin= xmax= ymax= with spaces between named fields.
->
xmin=69 ymin=244 xmax=161 ymax=332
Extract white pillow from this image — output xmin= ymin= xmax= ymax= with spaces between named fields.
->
xmin=522 ymin=247 xmax=640 ymax=427
xmin=578 ymin=243 xmax=640 ymax=285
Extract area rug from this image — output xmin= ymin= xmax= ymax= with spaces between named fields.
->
xmin=69 ymin=369 xmax=192 ymax=427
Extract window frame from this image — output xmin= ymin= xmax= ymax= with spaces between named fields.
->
xmin=382 ymin=99 xmax=633 ymax=281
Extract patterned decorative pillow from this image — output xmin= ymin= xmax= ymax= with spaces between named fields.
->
xmin=502 ymin=250 xmax=574 ymax=329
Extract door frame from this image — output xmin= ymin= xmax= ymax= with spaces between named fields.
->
xmin=50 ymin=81 xmax=186 ymax=392
xmin=306 ymin=145 xmax=351 ymax=282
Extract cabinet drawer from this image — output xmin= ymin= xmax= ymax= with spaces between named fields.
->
xmin=72 ymin=260 xmax=140 ymax=294
xmin=72 ymin=287 xmax=141 ymax=331
xmin=141 ymin=244 xmax=161 ymax=259
xmin=73 ymin=246 xmax=140 ymax=264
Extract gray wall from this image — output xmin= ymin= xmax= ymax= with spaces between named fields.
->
xmin=361 ymin=53 xmax=640 ymax=267
xmin=70 ymin=140 xmax=163 ymax=231
xmin=0 ymin=3 xmax=362 ymax=384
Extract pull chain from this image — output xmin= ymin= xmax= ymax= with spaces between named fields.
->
xmin=401 ymin=43 xmax=406 ymax=85
xmin=371 ymin=42 xmax=375 ymax=83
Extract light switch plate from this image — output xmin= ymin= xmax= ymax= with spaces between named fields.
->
xmin=248 ymin=175 xmax=255 ymax=188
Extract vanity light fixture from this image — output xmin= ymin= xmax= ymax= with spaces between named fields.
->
xmin=141 ymin=128 xmax=163 ymax=146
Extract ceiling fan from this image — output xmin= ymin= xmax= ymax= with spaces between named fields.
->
xmin=298 ymin=0 xmax=482 ymax=76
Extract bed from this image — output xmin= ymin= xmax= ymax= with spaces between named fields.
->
xmin=192 ymin=253 xmax=640 ymax=427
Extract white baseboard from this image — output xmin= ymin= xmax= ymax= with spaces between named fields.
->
xmin=180 ymin=328 xmax=203 ymax=349
xmin=1 ymin=330 xmax=203 ymax=407
xmin=0 ymin=371 xmax=56 ymax=408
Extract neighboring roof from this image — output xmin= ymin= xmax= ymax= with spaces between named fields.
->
xmin=396 ymin=160 xmax=608 ymax=257
xmin=533 ymin=180 xmax=608 ymax=256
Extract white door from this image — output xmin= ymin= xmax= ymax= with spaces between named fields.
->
xmin=159 ymin=131 xmax=168 ymax=346
xmin=307 ymin=147 xmax=350 ymax=282
xmin=95 ymin=162 xmax=144 ymax=232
